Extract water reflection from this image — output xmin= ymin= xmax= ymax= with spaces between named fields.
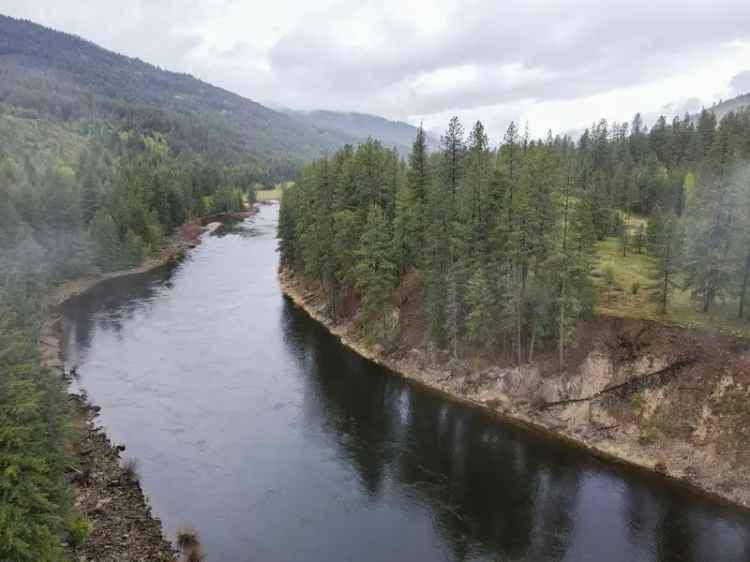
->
xmin=280 ymin=299 xmax=750 ymax=562
xmin=63 ymin=265 xmax=178 ymax=369
xmin=61 ymin=205 xmax=750 ymax=562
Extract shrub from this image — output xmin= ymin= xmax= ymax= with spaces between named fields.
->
xmin=176 ymin=528 xmax=199 ymax=550
xmin=67 ymin=516 xmax=93 ymax=548
xmin=177 ymin=527 xmax=204 ymax=562
xmin=121 ymin=458 xmax=140 ymax=482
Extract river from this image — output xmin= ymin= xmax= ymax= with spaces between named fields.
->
xmin=61 ymin=203 xmax=750 ymax=562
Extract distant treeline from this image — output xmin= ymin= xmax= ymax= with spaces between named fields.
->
xmin=279 ymin=109 xmax=750 ymax=364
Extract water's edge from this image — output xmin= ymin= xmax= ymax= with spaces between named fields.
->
xmin=278 ymin=269 xmax=750 ymax=512
xmin=39 ymin=216 xmax=239 ymax=560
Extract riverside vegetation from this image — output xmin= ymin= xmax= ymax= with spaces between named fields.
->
xmin=0 ymin=123 xmax=248 ymax=560
xmin=278 ymin=108 xmax=750 ymax=504
xmin=3 ymin=11 xmax=750 ymax=559
xmin=0 ymin=24 xmax=259 ymax=562
xmin=0 ymin=12 xmax=418 ymax=559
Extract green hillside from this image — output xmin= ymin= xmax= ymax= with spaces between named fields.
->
xmin=0 ymin=14 xmax=359 ymax=181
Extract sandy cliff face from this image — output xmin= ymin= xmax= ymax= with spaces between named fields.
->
xmin=280 ymin=270 xmax=750 ymax=508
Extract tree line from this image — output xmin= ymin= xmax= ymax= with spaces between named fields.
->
xmin=279 ymin=108 xmax=750 ymax=366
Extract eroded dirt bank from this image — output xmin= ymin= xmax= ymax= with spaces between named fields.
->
xmin=280 ymin=269 xmax=750 ymax=509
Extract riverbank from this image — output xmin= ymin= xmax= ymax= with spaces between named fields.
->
xmin=65 ymin=390 xmax=177 ymax=561
xmin=279 ymin=269 xmax=750 ymax=509
xmin=39 ymin=210 xmax=253 ymax=560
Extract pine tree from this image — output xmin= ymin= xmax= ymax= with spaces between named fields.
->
xmin=684 ymin=119 xmax=741 ymax=312
xmin=462 ymin=121 xmax=491 ymax=254
xmin=439 ymin=116 xmax=465 ymax=208
xmin=392 ymin=177 xmax=419 ymax=275
xmin=648 ymin=210 xmax=683 ymax=315
xmin=354 ymin=205 xmax=396 ymax=340
xmin=444 ymin=272 xmax=460 ymax=359
xmin=90 ymin=210 xmax=121 ymax=270
xmin=618 ymin=214 xmax=630 ymax=257
xmin=408 ymin=124 xmax=431 ymax=206
xmin=465 ymin=268 xmax=494 ymax=351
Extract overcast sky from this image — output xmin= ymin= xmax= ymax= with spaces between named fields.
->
xmin=3 ymin=0 xmax=750 ymax=140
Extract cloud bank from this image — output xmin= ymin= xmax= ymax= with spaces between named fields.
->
xmin=2 ymin=0 xmax=750 ymax=140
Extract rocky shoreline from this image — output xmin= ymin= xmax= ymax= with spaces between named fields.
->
xmin=279 ymin=269 xmax=750 ymax=511
xmin=39 ymin=209 xmax=254 ymax=561
xmin=65 ymin=390 xmax=177 ymax=562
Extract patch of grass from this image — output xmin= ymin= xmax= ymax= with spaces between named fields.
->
xmin=255 ymin=181 xmax=292 ymax=201
xmin=593 ymin=235 xmax=655 ymax=314
xmin=591 ymin=216 xmax=750 ymax=337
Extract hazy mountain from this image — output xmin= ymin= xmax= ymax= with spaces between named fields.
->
xmin=706 ymin=92 xmax=750 ymax=121
xmin=286 ymin=110 xmax=438 ymax=155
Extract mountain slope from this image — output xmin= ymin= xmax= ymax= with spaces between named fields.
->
xmin=707 ymin=92 xmax=750 ymax=121
xmin=0 ymin=15 xmax=357 ymax=174
xmin=286 ymin=110 xmax=437 ymax=155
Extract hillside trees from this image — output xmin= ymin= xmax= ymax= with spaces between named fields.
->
xmin=280 ymin=106 xmax=750 ymax=369
xmin=0 ymin=118 xmax=249 ymax=560
xmin=648 ymin=209 xmax=684 ymax=315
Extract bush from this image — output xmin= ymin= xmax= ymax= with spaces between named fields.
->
xmin=631 ymin=282 xmax=640 ymax=295
xmin=121 ymin=458 xmax=140 ymax=482
xmin=67 ymin=516 xmax=92 ymax=548
xmin=176 ymin=528 xmax=199 ymax=550
xmin=177 ymin=527 xmax=204 ymax=562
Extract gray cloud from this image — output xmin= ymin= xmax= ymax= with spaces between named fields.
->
xmin=2 ymin=0 xmax=750 ymax=136
xmin=265 ymin=0 xmax=750 ymax=115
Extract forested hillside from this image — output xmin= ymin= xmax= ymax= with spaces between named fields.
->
xmin=285 ymin=110 xmax=439 ymax=156
xmin=0 ymin=14 xmax=360 ymax=181
xmin=0 ymin=15 xmax=274 ymax=561
xmin=279 ymin=107 xmax=750 ymax=367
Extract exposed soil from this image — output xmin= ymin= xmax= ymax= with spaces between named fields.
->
xmin=280 ymin=269 xmax=750 ymax=509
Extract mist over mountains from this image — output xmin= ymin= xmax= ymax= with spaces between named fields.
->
xmin=0 ymin=14 xmax=429 ymax=174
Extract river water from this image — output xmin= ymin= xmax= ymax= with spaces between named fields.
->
xmin=62 ymin=203 xmax=750 ymax=562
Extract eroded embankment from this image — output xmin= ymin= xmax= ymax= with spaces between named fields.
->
xmin=279 ymin=269 xmax=750 ymax=509
xmin=38 ymin=213 xmax=251 ymax=561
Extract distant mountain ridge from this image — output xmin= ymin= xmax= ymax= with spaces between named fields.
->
xmin=0 ymin=15 xmax=359 ymax=168
xmin=706 ymin=92 xmax=750 ymax=121
xmin=285 ymin=109 xmax=438 ymax=155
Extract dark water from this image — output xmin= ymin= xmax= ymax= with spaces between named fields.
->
xmin=62 ymin=204 xmax=750 ymax=562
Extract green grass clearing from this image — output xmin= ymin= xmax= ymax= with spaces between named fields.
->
xmin=592 ymin=217 xmax=750 ymax=337
xmin=255 ymin=182 xmax=292 ymax=202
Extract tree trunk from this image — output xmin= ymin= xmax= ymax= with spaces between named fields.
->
xmin=739 ymin=253 xmax=750 ymax=320
xmin=703 ymin=279 xmax=714 ymax=313
xmin=516 ymin=267 xmax=523 ymax=367
xmin=528 ymin=320 xmax=536 ymax=364
xmin=660 ymin=241 xmax=671 ymax=315
xmin=558 ymin=283 xmax=565 ymax=369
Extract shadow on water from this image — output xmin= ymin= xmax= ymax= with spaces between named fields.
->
xmin=61 ymin=205 xmax=750 ymax=562
xmin=280 ymin=298 xmax=750 ymax=562
xmin=62 ymin=262 xmax=180 ymax=369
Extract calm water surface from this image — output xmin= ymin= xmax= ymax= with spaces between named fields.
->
xmin=62 ymin=204 xmax=750 ymax=562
